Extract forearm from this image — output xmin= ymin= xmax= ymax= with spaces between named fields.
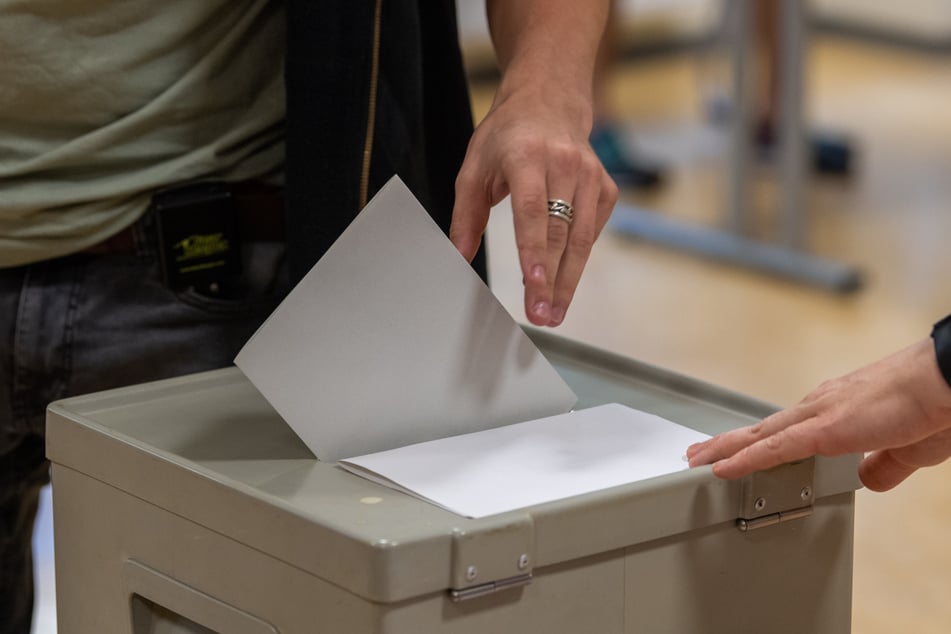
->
xmin=486 ymin=0 xmax=611 ymax=128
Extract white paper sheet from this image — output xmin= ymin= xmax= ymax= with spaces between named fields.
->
xmin=234 ymin=177 xmax=577 ymax=461
xmin=339 ymin=403 xmax=711 ymax=518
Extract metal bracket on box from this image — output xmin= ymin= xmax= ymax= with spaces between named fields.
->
xmin=448 ymin=515 xmax=534 ymax=602
xmin=450 ymin=573 xmax=534 ymax=602
xmin=736 ymin=457 xmax=815 ymax=532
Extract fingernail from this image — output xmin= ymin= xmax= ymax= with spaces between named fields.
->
xmin=550 ymin=305 xmax=565 ymax=325
xmin=532 ymin=301 xmax=550 ymax=321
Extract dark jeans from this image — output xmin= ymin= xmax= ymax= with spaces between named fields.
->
xmin=0 ymin=215 xmax=287 ymax=634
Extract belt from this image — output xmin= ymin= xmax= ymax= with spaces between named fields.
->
xmin=82 ymin=181 xmax=285 ymax=256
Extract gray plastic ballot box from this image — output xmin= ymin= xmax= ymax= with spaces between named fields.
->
xmin=47 ymin=331 xmax=861 ymax=633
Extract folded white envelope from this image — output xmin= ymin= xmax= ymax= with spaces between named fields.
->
xmin=235 ymin=176 xmax=578 ymax=461
xmin=339 ymin=403 xmax=710 ymax=518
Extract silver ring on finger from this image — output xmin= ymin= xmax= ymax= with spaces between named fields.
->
xmin=547 ymin=199 xmax=574 ymax=225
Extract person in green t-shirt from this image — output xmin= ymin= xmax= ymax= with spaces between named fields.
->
xmin=1 ymin=2 xmax=617 ymax=631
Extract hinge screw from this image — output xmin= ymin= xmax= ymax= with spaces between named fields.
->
xmin=801 ymin=486 xmax=812 ymax=501
xmin=754 ymin=497 xmax=767 ymax=511
xmin=466 ymin=565 xmax=478 ymax=581
xmin=518 ymin=554 xmax=530 ymax=570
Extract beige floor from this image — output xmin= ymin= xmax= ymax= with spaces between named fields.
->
xmin=471 ymin=36 xmax=951 ymax=634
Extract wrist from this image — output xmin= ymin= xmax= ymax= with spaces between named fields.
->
xmin=930 ymin=314 xmax=951 ymax=389
xmin=492 ymin=72 xmax=595 ymax=131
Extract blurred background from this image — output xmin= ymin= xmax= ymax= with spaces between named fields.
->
xmin=463 ymin=1 xmax=951 ymax=633
xmin=31 ymin=1 xmax=951 ymax=632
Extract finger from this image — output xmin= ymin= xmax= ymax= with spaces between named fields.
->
xmin=710 ymin=419 xmax=823 ymax=479
xmin=596 ymin=169 xmax=619 ymax=235
xmin=545 ymin=212 xmax=572 ymax=325
xmin=544 ymin=161 xmax=579 ymax=326
xmin=548 ymin=160 xmax=601 ymax=326
xmin=509 ymin=165 xmax=555 ymax=326
xmin=799 ymin=378 xmax=842 ymax=405
xmin=860 ymin=428 xmax=951 ymax=491
xmin=450 ymin=167 xmax=492 ymax=262
xmin=687 ymin=402 xmax=815 ymax=467
xmin=859 ymin=450 xmax=918 ymax=492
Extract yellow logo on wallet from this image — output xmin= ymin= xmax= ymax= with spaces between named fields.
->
xmin=173 ymin=234 xmax=230 ymax=262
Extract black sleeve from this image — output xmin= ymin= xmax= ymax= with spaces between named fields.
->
xmin=930 ymin=314 xmax=951 ymax=388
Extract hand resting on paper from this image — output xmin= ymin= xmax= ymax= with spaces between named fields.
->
xmin=686 ymin=338 xmax=951 ymax=491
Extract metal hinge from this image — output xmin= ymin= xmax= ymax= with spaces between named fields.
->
xmin=449 ymin=515 xmax=534 ymax=600
xmin=736 ymin=458 xmax=815 ymax=532
xmin=736 ymin=506 xmax=813 ymax=532
xmin=449 ymin=573 xmax=533 ymax=602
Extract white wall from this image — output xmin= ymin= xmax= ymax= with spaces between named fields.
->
xmin=814 ymin=0 xmax=951 ymax=42
xmin=460 ymin=0 xmax=951 ymax=48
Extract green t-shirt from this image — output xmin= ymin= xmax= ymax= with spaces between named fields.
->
xmin=0 ymin=0 xmax=285 ymax=266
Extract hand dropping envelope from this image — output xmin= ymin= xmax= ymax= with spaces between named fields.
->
xmin=234 ymin=177 xmax=578 ymax=462
xmin=235 ymin=176 xmax=708 ymax=517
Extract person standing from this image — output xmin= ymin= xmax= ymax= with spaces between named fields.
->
xmin=0 ymin=2 xmax=615 ymax=632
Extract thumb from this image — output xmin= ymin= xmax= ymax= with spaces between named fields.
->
xmin=859 ymin=450 xmax=918 ymax=492
xmin=450 ymin=175 xmax=492 ymax=262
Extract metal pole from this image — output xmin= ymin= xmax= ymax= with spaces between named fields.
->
xmin=605 ymin=1 xmax=862 ymax=294
xmin=727 ymin=0 xmax=754 ymax=235
xmin=609 ymin=204 xmax=862 ymax=293
xmin=778 ymin=0 xmax=807 ymax=247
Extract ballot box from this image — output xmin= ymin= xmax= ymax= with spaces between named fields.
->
xmin=47 ymin=330 xmax=861 ymax=633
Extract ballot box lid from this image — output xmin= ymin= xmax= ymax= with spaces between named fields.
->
xmin=47 ymin=330 xmax=861 ymax=604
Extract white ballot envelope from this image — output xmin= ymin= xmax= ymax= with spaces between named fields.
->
xmin=339 ymin=403 xmax=710 ymax=518
xmin=235 ymin=176 xmax=708 ymax=517
xmin=235 ymin=176 xmax=578 ymax=461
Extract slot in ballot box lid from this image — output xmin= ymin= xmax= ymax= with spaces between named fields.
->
xmin=46 ymin=329 xmax=861 ymax=604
